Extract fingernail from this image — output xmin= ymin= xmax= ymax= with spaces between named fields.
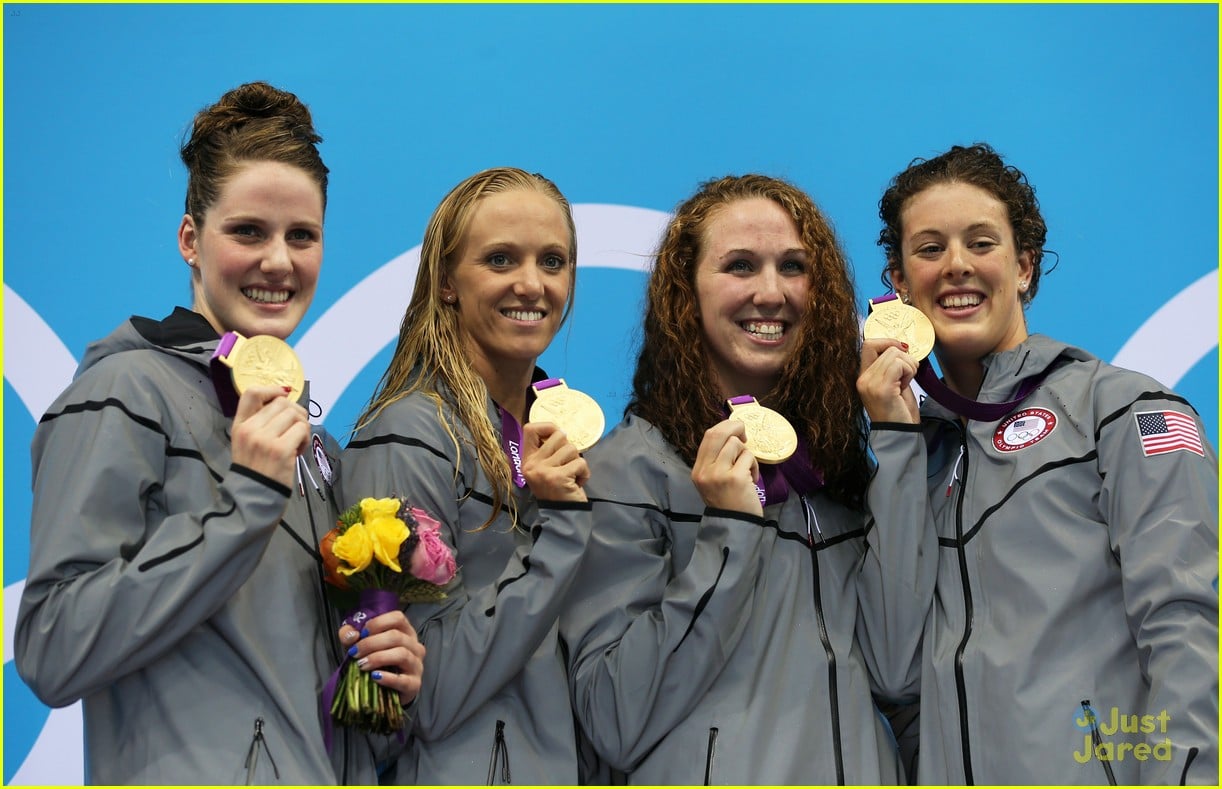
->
xmin=371 ymin=671 xmax=383 ymax=681
xmin=357 ymin=657 xmax=368 ymax=668
xmin=282 ymin=386 xmax=293 ymax=392
xmin=345 ymin=630 xmax=359 ymax=643
xmin=900 ymin=342 xmax=909 ymax=349
xmin=360 ymin=627 xmax=369 ymax=639
xmin=347 ymin=645 xmax=358 ymax=658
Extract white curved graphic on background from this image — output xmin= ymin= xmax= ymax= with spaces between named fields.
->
xmin=11 ymin=703 xmax=84 ymax=785
xmin=294 ymin=204 xmax=670 ymax=417
xmin=1110 ymin=269 xmax=1218 ymax=386
xmin=3 ymin=285 xmax=80 ymax=418
xmin=3 ymin=286 xmax=84 ymax=784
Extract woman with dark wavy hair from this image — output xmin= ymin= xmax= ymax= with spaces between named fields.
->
xmin=860 ymin=142 xmax=1217 ymax=784
xmin=562 ymin=174 xmax=907 ymax=784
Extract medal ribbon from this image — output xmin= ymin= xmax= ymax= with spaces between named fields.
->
xmin=724 ymin=396 xmax=824 ymax=506
xmin=915 ymin=360 xmax=1049 ymax=423
xmin=209 ymin=331 xmax=241 ymax=417
xmin=320 ymin=588 xmax=402 ymax=751
xmin=498 ymin=406 xmax=527 ymax=489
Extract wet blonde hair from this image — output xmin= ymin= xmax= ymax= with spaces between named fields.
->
xmin=357 ymin=167 xmax=577 ymax=528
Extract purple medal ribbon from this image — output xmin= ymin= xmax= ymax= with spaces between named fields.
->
xmin=320 ymin=588 xmax=402 ymax=751
xmin=209 ymin=331 xmax=241 ymax=417
xmin=915 ymin=360 xmax=1049 ymax=423
xmin=498 ymin=406 xmax=527 ymax=489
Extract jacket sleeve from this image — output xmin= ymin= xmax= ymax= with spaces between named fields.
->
xmin=856 ymin=422 xmax=939 ymax=701
xmin=13 ymin=362 xmax=290 ymax=707
xmin=559 ymin=427 xmax=774 ymax=771
xmin=339 ymin=400 xmax=592 ymax=741
xmin=1096 ymin=394 xmax=1219 ymax=785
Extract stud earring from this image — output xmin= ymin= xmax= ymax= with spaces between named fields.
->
xmin=187 ymin=258 xmax=196 ymax=267
xmin=443 ymin=294 xmax=455 ymax=303
xmin=1019 ymin=281 xmax=1029 ymax=293
xmin=900 ymin=292 xmax=911 ymax=305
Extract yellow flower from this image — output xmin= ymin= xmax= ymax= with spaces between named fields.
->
xmin=367 ymin=515 xmax=410 ymax=572
xmin=333 ymin=523 xmax=374 ymax=575
xmin=360 ymin=497 xmax=402 ymax=523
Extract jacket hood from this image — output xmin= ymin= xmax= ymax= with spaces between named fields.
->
xmin=77 ymin=307 xmax=220 ymax=380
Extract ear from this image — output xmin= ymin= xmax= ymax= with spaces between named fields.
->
xmin=888 ymin=263 xmax=907 ymax=296
xmin=177 ymin=214 xmax=199 ymax=265
xmin=439 ymin=277 xmax=457 ymax=305
xmin=1017 ymin=249 xmax=1035 ymax=291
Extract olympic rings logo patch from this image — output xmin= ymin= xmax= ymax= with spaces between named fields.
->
xmin=993 ymin=407 xmax=1057 ymax=452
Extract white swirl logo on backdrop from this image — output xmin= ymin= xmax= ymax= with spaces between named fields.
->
xmin=2 ymin=203 xmax=1217 ymax=784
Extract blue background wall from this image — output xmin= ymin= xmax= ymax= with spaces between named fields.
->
xmin=3 ymin=3 xmax=1217 ymax=782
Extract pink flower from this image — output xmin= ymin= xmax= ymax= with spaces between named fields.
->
xmin=409 ymin=508 xmax=457 ymax=585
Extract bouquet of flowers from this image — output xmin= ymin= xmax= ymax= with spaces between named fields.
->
xmin=319 ymin=497 xmax=457 ymax=742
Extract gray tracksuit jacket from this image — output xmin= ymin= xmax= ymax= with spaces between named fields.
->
xmin=13 ymin=308 xmax=382 ymax=785
xmin=340 ymin=383 xmax=593 ymax=785
xmin=868 ymin=333 xmax=1218 ymax=785
xmin=561 ymin=413 xmax=906 ymax=785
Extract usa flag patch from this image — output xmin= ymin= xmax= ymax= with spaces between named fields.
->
xmin=1134 ymin=410 xmax=1204 ymax=458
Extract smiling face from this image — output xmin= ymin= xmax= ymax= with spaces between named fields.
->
xmin=441 ymin=187 xmax=573 ymax=386
xmin=693 ymin=196 xmax=810 ymax=400
xmin=178 ymin=160 xmax=324 ymax=340
xmin=893 ymin=180 xmax=1033 ymax=374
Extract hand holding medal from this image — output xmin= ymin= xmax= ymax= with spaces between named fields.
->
xmin=725 ymin=395 xmax=798 ymax=464
xmin=862 ymin=293 xmax=935 ymax=361
xmin=212 ymin=331 xmax=318 ymax=494
xmin=212 ymin=331 xmax=306 ymax=404
xmin=528 ymin=378 xmax=605 ymax=452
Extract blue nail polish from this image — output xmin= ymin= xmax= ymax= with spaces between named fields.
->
xmin=360 ymin=627 xmax=369 ymax=639
xmin=371 ymin=671 xmax=383 ymax=681
xmin=347 ymin=645 xmax=358 ymax=658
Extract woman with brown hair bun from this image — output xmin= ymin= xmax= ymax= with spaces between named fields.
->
xmin=13 ymin=81 xmax=424 ymax=784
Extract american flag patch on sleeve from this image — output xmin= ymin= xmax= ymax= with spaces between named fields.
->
xmin=1134 ymin=410 xmax=1205 ymax=458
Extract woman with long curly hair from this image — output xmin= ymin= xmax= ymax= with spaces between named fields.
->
xmin=561 ymin=174 xmax=907 ymax=783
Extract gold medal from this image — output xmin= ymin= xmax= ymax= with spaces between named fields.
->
xmin=726 ymin=396 xmax=798 ymax=464
xmin=529 ymin=378 xmax=605 ymax=452
xmin=862 ymin=295 xmax=935 ymax=361
xmin=215 ymin=332 xmax=305 ymax=402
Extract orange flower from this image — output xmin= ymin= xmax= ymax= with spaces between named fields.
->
xmin=320 ymin=526 xmax=351 ymax=590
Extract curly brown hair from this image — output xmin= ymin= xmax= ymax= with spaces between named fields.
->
xmin=877 ymin=143 xmax=1048 ymax=305
xmin=629 ymin=174 xmax=870 ymax=509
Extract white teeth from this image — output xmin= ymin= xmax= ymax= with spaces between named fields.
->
xmin=503 ymin=309 xmax=544 ymax=321
xmin=940 ymin=293 xmax=982 ymax=308
xmin=243 ymin=288 xmax=290 ymax=304
xmin=743 ymin=321 xmax=784 ymax=338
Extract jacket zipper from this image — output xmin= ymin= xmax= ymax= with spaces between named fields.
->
xmin=801 ymin=495 xmax=845 ymax=785
xmin=950 ymin=436 xmax=976 ymax=784
xmin=244 ymin=717 xmax=280 ymax=784
xmin=703 ymin=726 xmax=718 ymax=785
xmin=1079 ymin=700 xmax=1117 ymax=785
xmin=487 ymin=719 xmax=512 ymax=784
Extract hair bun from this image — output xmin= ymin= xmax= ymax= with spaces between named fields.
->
xmin=180 ymin=81 xmax=328 ymax=218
